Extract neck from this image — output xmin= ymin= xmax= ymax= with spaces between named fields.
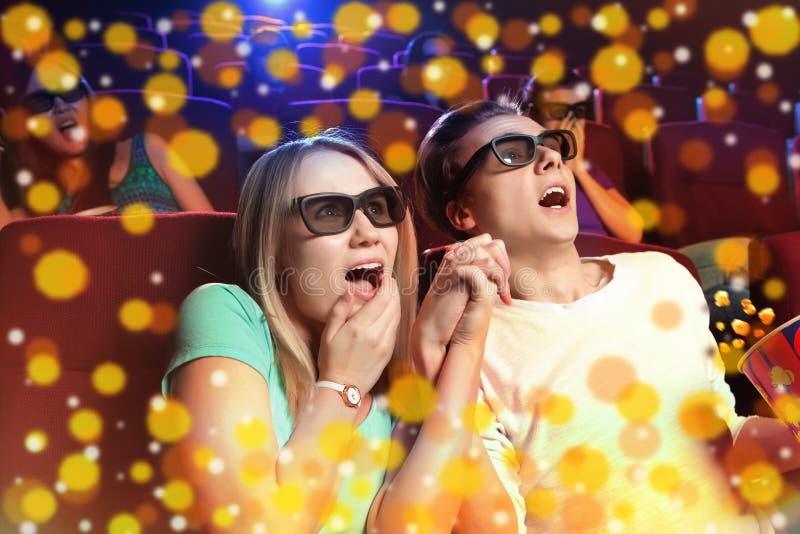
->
xmin=508 ymin=240 xmax=602 ymax=304
xmin=58 ymin=157 xmax=88 ymax=193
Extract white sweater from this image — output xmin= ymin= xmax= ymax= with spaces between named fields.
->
xmin=479 ymin=252 xmax=769 ymax=533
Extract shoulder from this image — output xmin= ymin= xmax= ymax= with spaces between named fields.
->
xmin=180 ymin=282 xmax=264 ymax=323
xmin=167 ymin=283 xmax=275 ymax=394
xmin=610 ymin=251 xmax=701 ymax=296
xmin=141 ymin=132 xmax=168 ymax=150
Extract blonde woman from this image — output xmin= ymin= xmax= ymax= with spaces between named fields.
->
xmin=163 ymin=131 xmax=514 ymax=533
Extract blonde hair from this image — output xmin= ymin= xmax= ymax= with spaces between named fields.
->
xmin=234 ymin=131 xmax=417 ymax=418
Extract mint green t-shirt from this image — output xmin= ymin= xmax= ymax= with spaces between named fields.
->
xmin=162 ymin=283 xmax=393 ymax=534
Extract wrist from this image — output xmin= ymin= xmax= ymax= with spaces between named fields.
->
xmin=316 ymin=379 xmax=362 ymax=409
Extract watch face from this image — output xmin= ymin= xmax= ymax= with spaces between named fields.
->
xmin=345 ymin=386 xmax=361 ymax=405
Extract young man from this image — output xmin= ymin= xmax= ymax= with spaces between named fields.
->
xmin=413 ymin=100 xmax=799 ymax=533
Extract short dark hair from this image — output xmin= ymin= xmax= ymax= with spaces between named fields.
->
xmin=414 ymin=100 xmax=521 ymax=240
xmin=519 ymin=70 xmax=588 ymax=121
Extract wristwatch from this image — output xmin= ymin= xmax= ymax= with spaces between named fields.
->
xmin=316 ymin=380 xmax=362 ymax=408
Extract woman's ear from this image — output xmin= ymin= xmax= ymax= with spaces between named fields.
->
xmin=445 ymin=198 xmax=477 ymax=233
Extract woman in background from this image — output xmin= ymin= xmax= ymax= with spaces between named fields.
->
xmin=2 ymin=61 xmax=212 ymax=219
xmin=520 ymin=71 xmax=642 ymax=243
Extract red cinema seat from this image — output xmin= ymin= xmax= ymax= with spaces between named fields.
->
xmin=482 ymin=74 xmax=527 ymax=101
xmin=788 ymin=135 xmax=800 ymax=217
xmin=698 ymin=90 xmax=796 ymax=139
xmin=652 ymin=71 xmax=710 ymax=98
xmin=595 ymin=85 xmax=696 ymax=199
xmin=649 ymin=121 xmax=797 ymax=247
xmin=0 ymin=212 xmax=236 ymax=532
xmin=750 ymin=231 xmax=800 ymax=326
xmin=584 ymin=121 xmax=627 ymax=196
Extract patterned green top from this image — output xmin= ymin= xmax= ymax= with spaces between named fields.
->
xmin=111 ymin=133 xmax=179 ymax=213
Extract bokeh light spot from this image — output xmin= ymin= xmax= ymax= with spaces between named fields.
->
xmin=236 ymin=417 xmax=270 ymax=450
xmin=617 ymin=382 xmax=660 ymax=422
xmin=558 ymin=445 xmax=610 ymax=492
xmin=92 ymin=362 xmax=127 ymax=396
xmin=1 ymin=3 xmax=52 ymax=53
xmin=679 ymin=138 xmax=713 ymax=171
xmin=705 ymin=28 xmax=750 ymax=80
xmin=163 ymin=479 xmax=194 ymax=512
xmin=143 ymin=73 xmax=188 ymax=114
xmin=440 ymin=458 xmax=483 ymax=497
xmin=27 ymin=353 xmax=60 ymax=386
xmin=539 ymin=13 xmax=562 ymax=36
xmin=271 ymin=483 xmax=305 ymax=514
xmin=63 ymin=18 xmax=86 ymax=41
xmin=618 ymin=422 xmax=661 ymax=459
xmin=34 ymin=51 xmax=81 ymax=92
xmin=59 ymin=452 xmax=100 ymax=492
xmin=146 ymin=395 xmax=192 ymax=443
xmin=386 ymin=3 xmax=420 ymax=34
xmin=21 ymin=486 xmax=57 ymax=523
xmin=121 ymin=202 xmax=156 ymax=235
xmin=119 ymin=298 xmax=152 ymax=331
xmin=749 ymin=6 xmax=799 ymax=56
xmin=714 ymin=238 xmax=748 ymax=275
xmin=33 ymin=249 xmax=89 ymax=300
xmin=348 ymin=89 xmax=382 ymax=120
xmin=679 ymin=392 xmax=729 ymax=439
xmin=247 ymin=116 xmax=282 ymax=148
xmin=531 ymin=51 xmax=565 ymax=86
xmin=68 ymin=408 xmax=103 ymax=443
xmin=388 ymin=374 xmax=437 ymax=423
xmin=649 ymin=463 xmax=680 ymax=493
xmin=24 ymin=430 xmax=48 ymax=454
xmin=740 ymin=462 xmax=783 ymax=505
xmin=334 ymin=2 xmax=378 ymax=44
xmin=167 ymin=129 xmax=220 ymax=179
xmin=266 ymin=49 xmax=299 ymax=81
xmin=651 ymin=300 xmax=683 ymax=330
xmin=129 ymin=460 xmax=153 ymax=484
xmin=541 ymin=393 xmax=574 ymax=425
xmin=104 ymin=22 xmax=138 ymax=55
xmin=587 ymin=356 xmax=638 ymax=403
xmin=108 ymin=513 xmax=141 ymax=534
xmin=591 ymin=44 xmax=643 ymax=93
xmin=382 ymin=141 xmax=416 ymax=175
xmin=200 ymin=2 xmax=243 ymax=42
xmin=26 ymin=181 xmax=60 ymax=214
xmin=525 ymin=487 xmax=557 ymax=518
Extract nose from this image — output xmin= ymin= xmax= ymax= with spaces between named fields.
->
xmin=51 ymin=95 xmax=71 ymax=114
xmin=533 ymin=143 xmax=563 ymax=174
xmin=349 ymin=208 xmax=380 ymax=247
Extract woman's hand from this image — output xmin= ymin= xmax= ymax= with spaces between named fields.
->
xmin=317 ymin=272 xmax=401 ymax=392
xmin=412 ymin=234 xmax=510 ymax=380
xmin=558 ymin=115 xmax=586 ymax=174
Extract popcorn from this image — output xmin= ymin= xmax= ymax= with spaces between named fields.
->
xmin=758 ymin=308 xmax=776 ymax=326
xmin=731 ymin=319 xmax=751 ymax=337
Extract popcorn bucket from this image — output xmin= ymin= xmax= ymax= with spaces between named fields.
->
xmin=739 ymin=315 xmax=800 ymax=441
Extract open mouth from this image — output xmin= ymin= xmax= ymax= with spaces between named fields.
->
xmin=58 ymin=119 xmax=77 ymax=132
xmin=345 ymin=262 xmax=383 ymax=296
xmin=538 ymin=186 xmax=569 ymax=209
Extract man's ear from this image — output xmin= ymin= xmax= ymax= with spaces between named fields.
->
xmin=445 ymin=198 xmax=477 ymax=233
